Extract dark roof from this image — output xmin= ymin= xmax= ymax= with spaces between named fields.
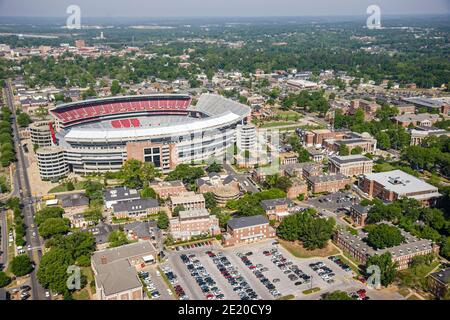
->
xmin=227 ymin=215 xmax=269 ymax=230
xmin=429 ymin=268 xmax=450 ymax=286
xmin=60 ymin=193 xmax=89 ymax=208
xmin=329 ymin=155 xmax=371 ymax=165
xmin=351 ymin=204 xmax=371 ymax=214
xmin=260 ymin=198 xmax=293 ymax=210
xmin=308 ymin=173 xmax=349 ymax=184
xmin=86 ymin=222 xmax=117 ymax=244
xmin=123 ymin=221 xmax=155 ymax=239
xmin=112 ymin=198 xmax=159 ymax=213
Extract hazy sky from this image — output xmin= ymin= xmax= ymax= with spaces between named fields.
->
xmin=1 ymin=0 xmax=449 ymax=17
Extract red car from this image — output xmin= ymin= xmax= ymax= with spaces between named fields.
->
xmin=249 ymin=265 xmax=256 ymax=269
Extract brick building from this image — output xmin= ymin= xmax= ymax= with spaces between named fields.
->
xmin=169 ymin=208 xmax=220 ymax=241
xmin=222 ymin=215 xmax=276 ymax=247
xmin=170 ymin=192 xmax=206 ymax=211
xmin=149 ymin=180 xmax=187 ymax=198
xmin=328 ymin=154 xmax=373 ymax=177
xmin=360 ymin=170 xmax=441 ymax=205
xmin=428 ymin=268 xmax=450 ymax=299
xmin=111 ymin=198 xmax=161 ymax=219
xmin=307 ymin=173 xmax=351 ymax=194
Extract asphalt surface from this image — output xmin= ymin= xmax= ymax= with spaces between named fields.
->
xmin=4 ymin=81 xmax=48 ymax=300
xmin=223 ymin=163 xmax=260 ymax=193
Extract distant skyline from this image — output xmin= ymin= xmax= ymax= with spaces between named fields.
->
xmin=1 ymin=0 xmax=449 ymax=18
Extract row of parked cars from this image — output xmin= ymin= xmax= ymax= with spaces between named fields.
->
xmin=309 ymin=261 xmax=335 ymax=284
xmin=176 ymin=241 xmax=212 ymax=251
xmin=207 ymin=250 xmax=259 ymax=300
xmin=181 ymin=253 xmax=224 ymax=300
xmin=139 ymin=271 xmax=161 ymax=299
xmin=160 ymin=264 xmax=189 ymax=300
xmin=328 ymin=255 xmax=353 ymax=273
xmin=268 ymin=248 xmax=312 ymax=286
xmin=237 ymin=251 xmax=281 ymax=298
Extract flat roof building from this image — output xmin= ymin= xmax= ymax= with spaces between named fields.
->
xmin=360 ymin=170 xmax=441 ymax=205
xmin=328 ymin=154 xmax=373 ymax=177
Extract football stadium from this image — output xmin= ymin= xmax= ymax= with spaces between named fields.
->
xmin=37 ymin=94 xmax=251 ymax=179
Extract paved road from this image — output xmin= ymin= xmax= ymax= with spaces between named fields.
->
xmin=0 ymin=210 xmax=7 ymax=269
xmin=4 ymin=81 xmax=47 ymax=300
xmin=223 ymin=163 xmax=260 ymax=193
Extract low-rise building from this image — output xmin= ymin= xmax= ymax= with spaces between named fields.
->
xmin=333 ymin=227 xmax=439 ymax=270
xmin=170 ymin=192 xmax=206 ymax=211
xmin=393 ymin=113 xmax=440 ymax=127
xmin=349 ymin=204 xmax=371 ymax=226
xmin=123 ymin=221 xmax=155 ymax=241
xmin=91 ymin=241 xmax=157 ymax=300
xmin=279 ymin=152 xmax=298 ymax=165
xmin=149 ymin=180 xmax=187 ymax=198
xmin=287 ymin=177 xmax=308 ymax=200
xmin=222 ymin=215 xmax=275 ymax=247
xmin=410 ymin=126 xmax=450 ymax=146
xmin=111 ymin=198 xmax=160 ymax=219
xmin=307 ymin=148 xmax=324 ymax=163
xmin=328 ymin=154 xmax=373 ymax=177
xmin=360 ymin=170 xmax=441 ymax=205
xmin=169 ymin=208 xmax=220 ymax=241
xmin=104 ymin=187 xmax=141 ymax=209
xmin=428 ymin=268 xmax=450 ymax=299
xmin=260 ymin=198 xmax=298 ymax=221
xmin=307 ymin=173 xmax=351 ymax=194
xmin=196 ymin=173 xmax=240 ymax=205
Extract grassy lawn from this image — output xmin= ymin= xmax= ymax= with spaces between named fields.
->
xmin=303 ymin=287 xmax=320 ymax=295
xmin=398 ymin=288 xmax=411 ymax=297
xmin=6 ymin=210 xmax=15 ymax=271
xmin=72 ymin=288 xmax=90 ymax=300
xmin=48 ymin=182 xmax=85 ymax=193
xmin=260 ymin=121 xmax=296 ymax=128
xmin=273 ymin=110 xmax=302 ymax=121
xmin=279 ymin=239 xmax=339 ymax=258
xmin=277 ymin=294 xmax=295 ymax=300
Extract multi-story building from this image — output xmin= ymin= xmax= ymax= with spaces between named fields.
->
xmin=149 ymin=180 xmax=187 ymax=198
xmin=30 ymin=121 xmax=54 ymax=147
xmin=197 ymin=173 xmax=240 ymax=205
xmin=350 ymin=99 xmax=381 ymax=120
xmin=428 ymin=268 xmax=450 ymax=299
xmin=91 ymin=241 xmax=157 ymax=300
xmin=393 ymin=113 xmax=440 ymax=127
xmin=333 ymin=227 xmax=439 ymax=270
xmin=360 ymin=170 xmax=441 ymax=205
xmin=349 ymin=204 xmax=371 ymax=226
xmin=169 ymin=208 xmax=220 ymax=241
xmin=170 ymin=192 xmax=205 ymax=211
xmin=279 ymin=152 xmax=298 ymax=165
xmin=111 ymin=198 xmax=161 ymax=219
xmin=222 ymin=215 xmax=276 ymax=247
xmin=103 ymin=186 xmax=141 ymax=209
xmin=410 ymin=126 xmax=450 ymax=146
xmin=323 ymin=132 xmax=377 ymax=154
xmin=36 ymin=146 xmax=69 ymax=180
xmin=260 ymin=198 xmax=299 ymax=221
xmin=307 ymin=173 xmax=351 ymax=194
xmin=328 ymin=154 xmax=373 ymax=177
xmin=287 ymin=177 xmax=308 ymax=200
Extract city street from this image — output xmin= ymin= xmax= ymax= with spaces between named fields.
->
xmin=4 ymin=81 xmax=48 ymax=300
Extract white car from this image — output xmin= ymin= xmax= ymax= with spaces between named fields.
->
xmin=45 ymin=291 xmax=50 ymax=298
xmin=156 ymin=271 xmax=161 ymax=277
xmin=167 ymin=289 xmax=173 ymax=296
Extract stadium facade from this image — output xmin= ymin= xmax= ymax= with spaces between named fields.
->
xmin=37 ymin=94 xmax=250 ymax=179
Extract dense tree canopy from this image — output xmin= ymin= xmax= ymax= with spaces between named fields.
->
xmin=366 ymin=223 xmax=405 ymax=249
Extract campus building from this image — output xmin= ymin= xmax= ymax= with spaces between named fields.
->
xmin=91 ymin=241 xmax=157 ymax=300
xmin=169 ymin=208 xmax=220 ymax=241
xmin=306 ymin=173 xmax=351 ymax=194
xmin=170 ymin=192 xmax=206 ymax=211
xmin=111 ymin=198 xmax=161 ymax=219
xmin=360 ymin=170 xmax=441 ymax=205
xmin=149 ymin=180 xmax=187 ymax=198
xmin=428 ymin=268 xmax=450 ymax=299
xmin=260 ymin=198 xmax=299 ymax=221
xmin=30 ymin=121 xmax=54 ymax=147
xmin=222 ymin=215 xmax=275 ymax=247
xmin=36 ymin=146 xmax=69 ymax=180
xmin=333 ymin=227 xmax=439 ymax=270
xmin=328 ymin=154 xmax=373 ymax=177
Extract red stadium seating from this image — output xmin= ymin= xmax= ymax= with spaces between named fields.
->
xmin=52 ymin=98 xmax=191 ymax=126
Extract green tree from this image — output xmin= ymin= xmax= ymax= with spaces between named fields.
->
xmin=119 ymin=159 xmax=158 ymax=189
xmin=110 ymin=80 xmax=122 ymax=95
xmin=38 ymin=217 xmax=70 ymax=238
xmin=140 ymin=186 xmax=157 ymax=199
xmin=35 ymin=207 xmax=65 ymax=226
xmin=366 ymin=252 xmax=398 ymax=287
xmin=166 ymin=164 xmax=205 ymax=185
xmin=322 ymin=290 xmax=356 ymax=300
xmin=157 ymin=211 xmax=169 ymax=230
xmin=376 ymin=132 xmax=391 ymax=150
xmin=17 ymin=112 xmax=32 ymax=127
xmin=108 ymin=230 xmax=129 ymax=248
xmin=366 ymin=223 xmax=405 ymax=249
xmin=339 ymin=144 xmax=350 ymax=156
xmin=37 ymin=248 xmax=75 ymax=294
xmin=10 ymin=254 xmax=33 ymax=277
xmin=204 ymin=192 xmax=217 ymax=209
xmin=172 ymin=205 xmax=185 ymax=217
xmin=351 ymin=146 xmax=363 ymax=155
xmin=206 ymin=161 xmax=222 ymax=173
xmin=0 ymin=271 xmax=11 ymax=287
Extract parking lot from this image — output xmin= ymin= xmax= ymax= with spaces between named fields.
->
xmin=139 ymin=266 xmax=175 ymax=300
xmin=306 ymin=191 xmax=360 ymax=213
xmin=166 ymin=239 xmax=358 ymax=300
